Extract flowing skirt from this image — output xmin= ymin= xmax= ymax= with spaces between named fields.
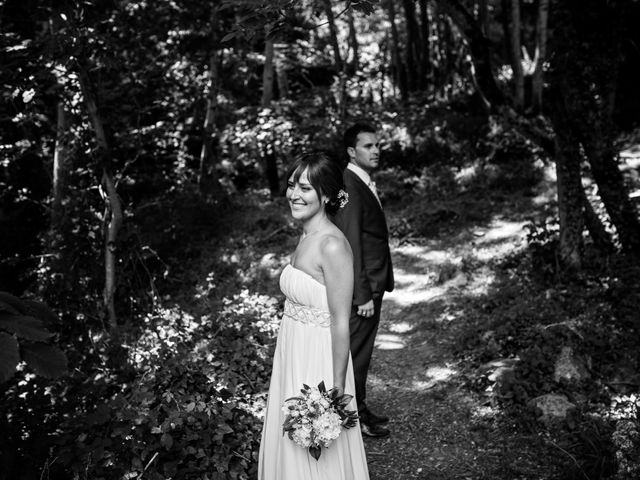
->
xmin=258 ymin=315 xmax=370 ymax=480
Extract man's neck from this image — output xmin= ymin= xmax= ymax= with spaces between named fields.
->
xmin=347 ymin=162 xmax=372 ymax=180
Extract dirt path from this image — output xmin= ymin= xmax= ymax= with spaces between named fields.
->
xmin=363 ymin=219 xmax=560 ymax=480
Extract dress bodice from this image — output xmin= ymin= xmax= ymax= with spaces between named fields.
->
xmin=279 ymin=264 xmax=331 ymax=327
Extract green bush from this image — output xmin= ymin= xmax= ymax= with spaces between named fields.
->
xmin=51 ymin=290 xmax=279 ymax=480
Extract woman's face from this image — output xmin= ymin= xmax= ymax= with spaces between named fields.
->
xmin=286 ymin=168 xmax=326 ymax=221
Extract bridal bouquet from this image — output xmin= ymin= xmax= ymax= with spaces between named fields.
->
xmin=282 ymin=381 xmax=359 ymax=460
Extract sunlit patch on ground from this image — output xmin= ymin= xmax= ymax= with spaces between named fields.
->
xmin=418 ymin=365 xmax=458 ymax=389
xmin=375 ymin=333 xmax=406 ymax=350
xmin=388 ymin=321 xmax=414 ymax=334
xmin=471 ymin=219 xmax=527 ymax=263
xmin=471 ymin=404 xmax=499 ymax=420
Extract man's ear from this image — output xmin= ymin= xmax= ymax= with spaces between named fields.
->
xmin=346 ymin=146 xmax=355 ymax=160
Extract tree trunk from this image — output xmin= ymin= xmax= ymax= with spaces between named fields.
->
xmin=264 ymin=144 xmax=280 ymax=198
xmin=419 ymin=0 xmax=431 ymax=90
xmin=77 ymin=67 xmax=122 ymax=330
xmin=261 ymin=26 xmax=275 ymax=107
xmin=51 ymin=101 xmax=68 ymax=227
xmin=321 ymin=0 xmax=347 ymax=120
xmin=478 ymin=0 xmax=490 ymax=36
xmin=386 ymin=0 xmax=408 ymax=102
xmin=531 ymin=0 xmax=549 ymax=113
xmin=581 ymin=133 xmax=640 ymax=252
xmin=347 ymin=6 xmax=359 ymax=72
xmin=322 ymin=0 xmax=343 ymax=72
xmin=548 ymin=0 xmax=640 ymax=253
xmin=440 ymin=0 xmax=504 ymax=108
xmin=275 ymin=43 xmax=290 ymax=99
xmin=509 ymin=0 xmax=525 ymax=110
xmin=581 ymin=187 xmax=614 ymax=253
xmin=500 ymin=0 xmax=512 ymax=65
xmin=402 ymin=0 xmax=420 ymax=92
xmin=199 ymin=40 xmax=222 ymax=196
xmin=549 ymin=94 xmax=584 ymax=271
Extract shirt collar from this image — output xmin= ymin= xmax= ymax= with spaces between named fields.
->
xmin=347 ymin=162 xmax=372 ymax=185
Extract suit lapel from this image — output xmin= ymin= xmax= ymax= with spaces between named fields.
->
xmin=345 ymin=169 xmax=383 ymax=211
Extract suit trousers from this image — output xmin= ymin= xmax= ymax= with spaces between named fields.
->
xmin=349 ymin=295 xmax=384 ymax=414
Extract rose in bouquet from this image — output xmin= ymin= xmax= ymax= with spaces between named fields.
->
xmin=282 ymin=381 xmax=359 ymax=460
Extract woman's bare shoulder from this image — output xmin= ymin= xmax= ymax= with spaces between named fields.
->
xmin=319 ymin=227 xmax=352 ymax=259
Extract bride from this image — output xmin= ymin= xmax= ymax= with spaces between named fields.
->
xmin=258 ymin=152 xmax=369 ymax=479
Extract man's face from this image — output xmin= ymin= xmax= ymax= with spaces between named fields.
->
xmin=348 ymin=132 xmax=379 ymax=173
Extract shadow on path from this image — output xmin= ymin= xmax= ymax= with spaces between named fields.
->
xmin=364 ymin=216 xmax=563 ymax=480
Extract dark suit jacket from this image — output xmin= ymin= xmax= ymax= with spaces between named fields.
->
xmin=333 ymin=168 xmax=394 ymax=306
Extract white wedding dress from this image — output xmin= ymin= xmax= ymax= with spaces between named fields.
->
xmin=258 ymin=264 xmax=369 ymax=480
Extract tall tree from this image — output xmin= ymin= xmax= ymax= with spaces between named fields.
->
xmin=385 ymin=0 xmax=408 ymax=101
xmin=440 ymin=0 xmax=504 ymax=108
xmin=418 ymin=0 xmax=431 ymax=90
xmin=51 ymin=100 xmax=68 ymax=228
xmin=549 ymin=0 xmax=640 ymax=253
xmin=321 ymin=0 xmax=344 ymax=72
xmin=261 ymin=25 xmax=275 ymax=107
xmin=402 ymin=0 xmax=420 ymax=92
xmin=508 ymin=0 xmax=524 ymax=110
xmin=199 ymin=6 xmax=223 ymax=197
xmin=531 ymin=0 xmax=549 ymax=112
xmin=347 ymin=5 xmax=359 ymax=72
xmin=77 ymin=66 xmax=123 ymax=329
xmin=548 ymin=88 xmax=585 ymax=270
xmin=275 ymin=43 xmax=290 ymax=99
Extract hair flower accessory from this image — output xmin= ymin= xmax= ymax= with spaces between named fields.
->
xmin=337 ymin=189 xmax=349 ymax=208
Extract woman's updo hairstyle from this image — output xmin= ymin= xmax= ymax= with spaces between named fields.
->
xmin=286 ymin=152 xmax=345 ymax=215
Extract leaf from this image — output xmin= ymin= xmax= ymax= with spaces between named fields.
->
xmin=308 ymin=445 xmax=321 ymax=461
xmin=0 ymin=332 xmax=20 ymax=383
xmin=317 ymin=380 xmax=326 ymax=393
xmin=22 ymin=89 xmax=35 ymax=103
xmin=221 ymin=31 xmax=237 ymax=43
xmin=0 ymin=315 xmax=52 ymax=341
xmin=22 ymin=299 xmax=58 ymax=325
xmin=21 ymin=343 xmax=68 ymax=378
xmin=284 ymin=396 xmax=303 ymax=402
xmin=161 ymin=433 xmax=173 ymax=450
xmin=0 ymin=301 xmax=20 ymax=314
xmin=0 ymin=292 xmax=25 ymax=314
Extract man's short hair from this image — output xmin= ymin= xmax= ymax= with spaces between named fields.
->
xmin=343 ymin=123 xmax=377 ymax=150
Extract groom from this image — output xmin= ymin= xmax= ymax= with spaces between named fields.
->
xmin=333 ymin=123 xmax=394 ymax=438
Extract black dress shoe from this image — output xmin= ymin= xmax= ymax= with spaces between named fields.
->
xmin=360 ymin=422 xmax=390 ymax=438
xmin=361 ymin=409 xmax=389 ymax=425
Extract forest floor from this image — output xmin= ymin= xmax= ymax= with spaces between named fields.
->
xmin=365 ymin=220 xmax=561 ymax=480
xmin=349 ymin=170 xmax=565 ymax=479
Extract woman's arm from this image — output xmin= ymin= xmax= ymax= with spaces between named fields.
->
xmin=321 ymin=234 xmax=354 ymax=394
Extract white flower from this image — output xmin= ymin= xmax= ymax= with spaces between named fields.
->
xmin=292 ymin=424 xmax=313 ymax=448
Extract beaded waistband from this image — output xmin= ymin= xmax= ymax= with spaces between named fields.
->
xmin=283 ymin=300 xmax=332 ymax=327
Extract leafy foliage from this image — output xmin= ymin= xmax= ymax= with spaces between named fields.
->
xmin=47 ymin=289 xmax=279 ymax=479
xmin=0 ymin=292 xmax=67 ymax=382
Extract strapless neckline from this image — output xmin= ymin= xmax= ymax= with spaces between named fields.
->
xmin=285 ymin=263 xmax=325 ymax=286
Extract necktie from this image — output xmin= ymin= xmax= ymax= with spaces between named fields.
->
xmin=368 ymin=181 xmax=381 ymax=205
